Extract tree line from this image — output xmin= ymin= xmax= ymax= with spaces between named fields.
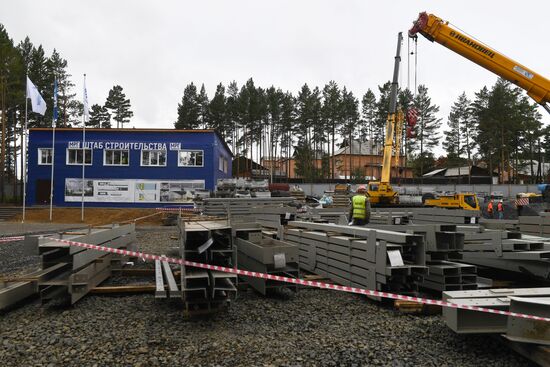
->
xmin=174 ymin=78 xmax=442 ymax=181
xmin=175 ymin=77 xmax=548 ymax=183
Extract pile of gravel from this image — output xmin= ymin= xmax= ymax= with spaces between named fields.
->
xmin=0 ymin=288 xmax=528 ymax=366
xmin=0 ymin=240 xmax=40 ymax=277
xmin=0 ymin=227 xmax=530 ymax=366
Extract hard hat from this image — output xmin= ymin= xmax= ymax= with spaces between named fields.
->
xmin=357 ymin=185 xmax=367 ymax=193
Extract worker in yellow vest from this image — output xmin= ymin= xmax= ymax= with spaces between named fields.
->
xmin=349 ymin=185 xmax=371 ymax=226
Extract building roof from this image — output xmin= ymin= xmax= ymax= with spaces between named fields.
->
xmin=516 ymin=160 xmax=550 ymax=176
xmin=333 ymin=139 xmax=381 ymax=156
xmin=30 ymin=127 xmax=234 ymax=156
xmin=444 ymin=166 xmax=472 ymax=177
xmin=423 ymin=168 xmax=446 ymax=177
xmin=423 ymin=165 xmax=493 ymax=177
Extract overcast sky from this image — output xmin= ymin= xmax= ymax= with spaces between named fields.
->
xmin=3 ymin=0 xmax=550 ymax=149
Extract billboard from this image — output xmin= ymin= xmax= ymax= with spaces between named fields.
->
xmin=64 ymin=178 xmax=205 ymax=203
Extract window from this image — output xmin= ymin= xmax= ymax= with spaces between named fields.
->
xmin=104 ymin=149 xmax=129 ymax=166
xmin=219 ymin=156 xmax=228 ymax=173
xmin=141 ymin=150 xmax=166 ymax=166
xmin=66 ymin=148 xmax=92 ymax=165
xmin=178 ymin=150 xmax=203 ymax=167
xmin=38 ymin=148 xmax=53 ymax=165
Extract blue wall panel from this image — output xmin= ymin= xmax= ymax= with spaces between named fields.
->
xmin=27 ymin=129 xmax=232 ymax=207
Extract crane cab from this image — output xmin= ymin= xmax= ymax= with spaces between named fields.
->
xmin=367 ymin=181 xmax=399 ymax=206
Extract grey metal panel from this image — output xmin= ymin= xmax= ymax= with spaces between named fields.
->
xmin=443 ymin=297 xmax=509 ymax=333
xmin=155 ymin=260 xmax=166 ymax=298
xmin=70 ymin=233 xmax=135 ymax=270
xmin=443 ymin=287 xmax=550 ymax=301
xmin=506 ymin=297 xmax=550 ymax=345
xmin=162 ymin=261 xmax=179 ymax=298
xmin=287 ymin=221 xmax=423 ymax=245
xmin=0 ymin=281 xmax=37 ymax=310
xmin=38 ymin=223 xmax=135 ymax=255
xmin=69 ymin=255 xmax=113 ymax=304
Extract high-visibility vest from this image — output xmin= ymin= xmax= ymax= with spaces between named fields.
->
xmin=497 ymin=202 xmax=504 ymax=212
xmin=487 ymin=201 xmax=494 ymax=213
xmin=352 ymin=195 xmax=367 ymax=219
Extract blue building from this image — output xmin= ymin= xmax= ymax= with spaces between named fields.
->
xmin=27 ymin=128 xmax=232 ymax=207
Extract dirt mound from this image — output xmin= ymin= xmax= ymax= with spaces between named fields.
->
xmin=11 ymin=208 xmax=165 ymax=226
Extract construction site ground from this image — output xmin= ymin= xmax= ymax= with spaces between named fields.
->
xmin=10 ymin=208 xmax=166 ymax=226
xmin=0 ymin=225 xmax=529 ymax=366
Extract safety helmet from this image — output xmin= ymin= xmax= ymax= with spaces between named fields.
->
xmin=357 ymin=185 xmax=367 ymax=193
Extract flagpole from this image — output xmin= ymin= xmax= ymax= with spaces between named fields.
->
xmin=22 ymin=77 xmax=28 ymax=223
xmin=81 ymin=74 xmax=87 ymax=222
xmin=49 ymin=78 xmax=57 ymax=222
xmin=48 ymin=127 xmax=56 ymax=221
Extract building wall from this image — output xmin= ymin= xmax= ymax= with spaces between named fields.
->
xmin=27 ymin=128 xmax=232 ymax=207
xmin=262 ymin=154 xmax=412 ymax=180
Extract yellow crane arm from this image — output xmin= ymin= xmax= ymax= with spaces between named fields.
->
xmin=409 ymin=12 xmax=550 ymax=114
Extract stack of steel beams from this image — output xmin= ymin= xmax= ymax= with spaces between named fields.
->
xmin=201 ymin=197 xmax=295 ymax=216
xmin=519 ymin=214 xmax=550 ymax=236
xmin=369 ymin=210 xmax=410 ymax=225
xmin=283 ymin=221 xmax=426 ymax=294
xmin=234 ymin=230 xmax=299 ymax=295
xmin=154 ymin=259 xmax=180 ymax=299
xmin=296 ymin=207 xmax=348 ymax=224
xmin=178 ymin=220 xmax=237 ymax=315
xmin=450 ymin=226 xmax=550 ymax=280
xmin=35 ymin=224 xmax=136 ymax=305
xmin=442 ymin=287 xmax=550 ymax=336
xmin=480 ymin=218 xmax=519 ymax=231
xmin=411 ymin=208 xmax=481 ymax=225
xmin=364 ymin=223 xmax=477 ymax=291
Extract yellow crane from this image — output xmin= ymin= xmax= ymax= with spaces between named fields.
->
xmin=367 ymin=32 xmax=403 ymax=206
xmin=409 ymin=11 xmax=550 ymax=114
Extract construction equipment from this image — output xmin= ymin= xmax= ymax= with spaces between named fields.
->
xmin=409 ymin=12 xmax=550 ymax=115
xmin=422 ymin=192 xmax=480 ymax=211
xmin=367 ymin=32 xmax=403 ymax=206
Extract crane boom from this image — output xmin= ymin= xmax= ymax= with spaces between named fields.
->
xmin=409 ymin=12 xmax=550 ymax=114
xmin=366 ymin=33 xmax=402 ymax=206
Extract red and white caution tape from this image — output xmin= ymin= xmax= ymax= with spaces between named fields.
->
xmin=0 ymin=236 xmax=25 ymax=243
xmin=48 ymin=237 xmax=550 ymax=323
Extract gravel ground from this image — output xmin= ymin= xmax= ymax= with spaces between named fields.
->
xmin=0 ymin=226 xmax=531 ymax=366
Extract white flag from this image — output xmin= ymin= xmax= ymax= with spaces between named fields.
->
xmin=83 ymin=75 xmax=89 ymax=123
xmin=26 ymin=77 xmax=47 ymax=116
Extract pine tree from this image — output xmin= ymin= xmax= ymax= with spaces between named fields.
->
xmin=175 ymin=82 xmax=199 ymax=129
xmin=208 ymin=83 xmax=226 ymax=137
xmin=295 ymin=84 xmax=313 ymax=142
xmin=88 ymin=104 xmax=111 ymax=128
xmin=104 ymin=85 xmax=133 ymax=128
xmin=443 ymin=93 xmax=471 ymax=165
xmin=361 ymin=89 xmax=377 ymax=146
xmin=412 ymin=85 xmax=441 ymax=176
xmin=225 ymin=81 xmax=240 ymax=154
xmin=339 ymin=87 xmax=359 ymax=180
xmin=46 ymin=49 xmax=77 ymax=127
xmin=197 ymin=83 xmax=209 ymax=129
xmin=322 ymin=81 xmax=341 ymax=179
xmin=279 ymin=92 xmax=295 ymax=177
xmin=374 ymin=82 xmax=391 ymax=146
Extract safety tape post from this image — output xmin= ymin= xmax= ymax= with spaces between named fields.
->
xmin=46 ymin=237 xmax=550 ymax=323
